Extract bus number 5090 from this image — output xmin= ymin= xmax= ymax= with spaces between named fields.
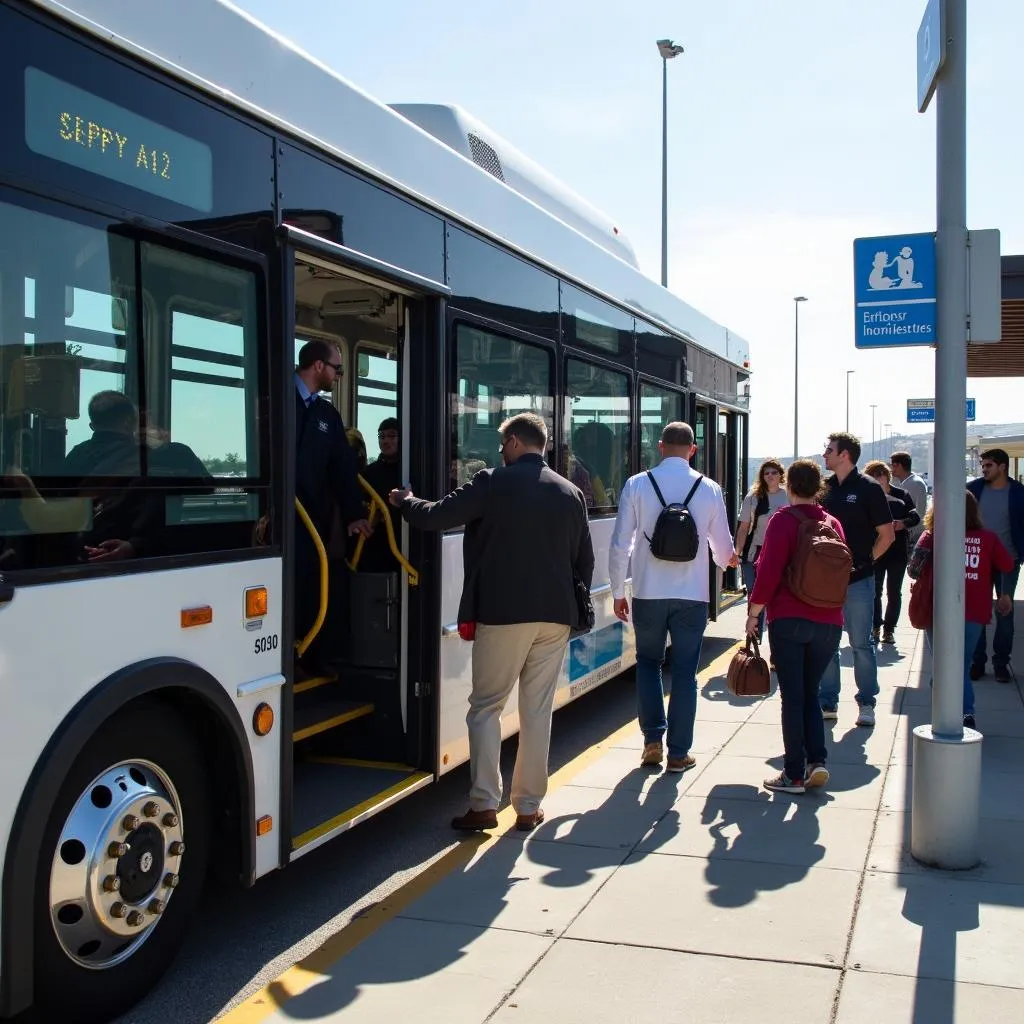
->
xmin=254 ymin=634 xmax=279 ymax=654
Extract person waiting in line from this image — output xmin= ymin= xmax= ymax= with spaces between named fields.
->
xmin=733 ymin=458 xmax=789 ymax=655
xmin=908 ymin=490 xmax=1013 ymax=729
xmin=818 ymin=432 xmax=895 ymax=727
xmin=390 ymin=412 xmax=594 ymax=832
xmin=359 ymin=418 xmax=402 ymax=572
xmin=745 ymin=460 xmax=845 ymax=794
xmin=968 ymin=448 xmax=1024 ymax=683
xmin=609 ymin=422 xmax=738 ymax=773
xmin=863 ymin=460 xmax=920 ymax=645
xmin=889 ymin=451 xmax=928 ymax=546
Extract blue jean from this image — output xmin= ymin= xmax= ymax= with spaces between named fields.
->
xmin=927 ymin=620 xmax=983 ymax=716
xmin=818 ymin=576 xmax=879 ymax=710
xmin=741 ymin=560 xmax=765 ymax=637
xmin=769 ymin=618 xmax=842 ymax=781
xmin=632 ymin=597 xmax=708 ymax=758
xmin=972 ymin=562 xmax=1021 ymax=670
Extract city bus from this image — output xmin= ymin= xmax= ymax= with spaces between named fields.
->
xmin=0 ymin=0 xmax=752 ymax=1018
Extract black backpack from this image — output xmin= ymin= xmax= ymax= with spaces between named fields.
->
xmin=644 ymin=472 xmax=703 ymax=562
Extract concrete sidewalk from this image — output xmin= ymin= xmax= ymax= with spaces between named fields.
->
xmin=246 ymin=602 xmax=1024 ymax=1024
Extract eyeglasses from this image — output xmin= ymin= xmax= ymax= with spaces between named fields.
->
xmin=498 ymin=436 xmax=516 ymax=453
xmin=824 ymin=446 xmax=836 ymax=455
xmin=323 ymin=360 xmax=344 ymax=375
xmin=763 ymin=469 xmax=781 ymax=477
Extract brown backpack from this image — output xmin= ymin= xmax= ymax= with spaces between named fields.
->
xmin=784 ymin=507 xmax=852 ymax=608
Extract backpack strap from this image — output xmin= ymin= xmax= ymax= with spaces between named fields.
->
xmin=682 ymin=475 xmax=704 ymax=508
xmin=646 ymin=471 xmax=668 ymax=508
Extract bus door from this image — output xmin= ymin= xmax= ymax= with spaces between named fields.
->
xmin=281 ymin=229 xmax=447 ymax=859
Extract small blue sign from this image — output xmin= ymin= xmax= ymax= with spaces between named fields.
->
xmin=906 ymin=398 xmax=975 ymax=423
xmin=854 ymin=232 xmax=937 ymax=349
xmin=917 ymin=0 xmax=946 ymax=113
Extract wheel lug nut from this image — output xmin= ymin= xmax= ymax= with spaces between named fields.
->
xmin=168 ymin=841 xmax=185 ymax=857
xmin=148 ymin=899 xmax=166 ymax=916
xmin=102 ymin=875 xmax=121 ymax=893
xmin=162 ymin=812 xmax=179 ymax=828
xmin=122 ymin=814 xmax=141 ymax=832
xmin=163 ymin=873 xmax=180 ymax=889
xmin=108 ymin=842 xmax=129 ymax=858
xmin=110 ymin=902 xmax=127 ymax=919
xmin=126 ymin=910 xmax=145 ymax=927
xmin=143 ymin=801 xmax=160 ymax=818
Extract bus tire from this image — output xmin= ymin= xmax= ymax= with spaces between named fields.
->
xmin=33 ymin=699 xmax=210 ymax=1023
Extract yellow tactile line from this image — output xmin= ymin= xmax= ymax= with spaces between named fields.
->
xmin=219 ymin=639 xmax=743 ymax=1024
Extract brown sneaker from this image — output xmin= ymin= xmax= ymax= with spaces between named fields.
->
xmin=641 ymin=741 xmax=664 ymax=766
xmin=451 ymin=808 xmax=498 ymax=831
xmin=666 ymin=755 xmax=697 ymax=774
xmin=515 ymin=809 xmax=545 ymax=831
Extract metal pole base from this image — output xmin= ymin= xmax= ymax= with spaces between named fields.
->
xmin=910 ymin=724 xmax=983 ymax=869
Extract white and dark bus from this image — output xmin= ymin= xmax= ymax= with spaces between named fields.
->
xmin=0 ymin=0 xmax=752 ymax=1018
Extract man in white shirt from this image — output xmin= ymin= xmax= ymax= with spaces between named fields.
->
xmin=889 ymin=451 xmax=928 ymax=545
xmin=609 ymin=422 xmax=738 ymax=773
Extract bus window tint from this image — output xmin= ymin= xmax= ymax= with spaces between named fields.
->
xmin=452 ymin=325 xmax=551 ymax=487
xmin=355 ymin=347 xmax=398 ymax=463
xmin=639 ymin=383 xmax=685 ymax=470
xmin=564 ymin=359 xmax=630 ymax=510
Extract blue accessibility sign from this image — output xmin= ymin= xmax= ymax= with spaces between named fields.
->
xmin=853 ymin=232 xmax=937 ymax=349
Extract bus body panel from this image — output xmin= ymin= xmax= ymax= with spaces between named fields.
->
xmin=0 ymin=557 xmax=285 ymax=912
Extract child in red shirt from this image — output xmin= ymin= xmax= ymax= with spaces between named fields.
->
xmin=908 ymin=490 xmax=1013 ymax=728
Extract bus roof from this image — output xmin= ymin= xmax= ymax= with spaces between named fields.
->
xmin=34 ymin=0 xmax=751 ymax=369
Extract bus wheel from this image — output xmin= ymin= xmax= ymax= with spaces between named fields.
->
xmin=34 ymin=700 xmax=210 ymax=1022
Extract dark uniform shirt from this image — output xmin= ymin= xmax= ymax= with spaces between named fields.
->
xmin=822 ymin=467 xmax=893 ymax=583
xmin=359 ymin=456 xmax=402 ymax=572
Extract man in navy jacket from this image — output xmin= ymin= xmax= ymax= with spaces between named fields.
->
xmin=968 ymin=448 xmax=1024 ymax=682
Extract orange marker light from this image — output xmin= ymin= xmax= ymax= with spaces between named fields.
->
xmin=256 ymin=815 xmax=273 ymax=837
xmin=253 ymin=702 xmax=275 ymax=736
xmin=181 ymin=606 xmax=213 ymax=628
xmin=245 ymin=587 xmax=268 ymax=619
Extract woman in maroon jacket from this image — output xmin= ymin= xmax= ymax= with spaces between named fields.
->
xmin=746 ymin=460 xmax=846 ymax=794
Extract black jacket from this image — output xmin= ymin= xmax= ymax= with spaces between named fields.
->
xmin=295 ymin=390 xmax=363 ymax=541
xmin=359 ymin=456 xmax=402 ymax=572
xmin=880 ymin=484 xmax=921 ymax=565
xmin=400 ymin=454 xmax=595 ymax=627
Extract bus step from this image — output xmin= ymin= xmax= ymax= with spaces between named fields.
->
xmin=294 ymin=673 xmax=336 ymax=695
xmin=292 ymin=697 xmax=374 ymax=743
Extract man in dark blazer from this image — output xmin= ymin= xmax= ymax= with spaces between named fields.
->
xmin=294 ymin=340 xmax=371 ymax=671
xmin=390 ymin=412 xmax=594 ymax=832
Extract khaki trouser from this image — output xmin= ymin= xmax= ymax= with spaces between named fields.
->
xmin=468 ymin=621 xmax=570 ymax=815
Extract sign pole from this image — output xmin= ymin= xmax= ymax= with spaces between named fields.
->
xmin=911 ymin=0 xmax=982 ymax=870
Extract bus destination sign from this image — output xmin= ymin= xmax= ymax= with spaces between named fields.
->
xmin=24 ymin=67 xmax=214 ymax=212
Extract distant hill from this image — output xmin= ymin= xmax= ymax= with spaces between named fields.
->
xmin=749 ymin=421 xmax=1024 ymax=487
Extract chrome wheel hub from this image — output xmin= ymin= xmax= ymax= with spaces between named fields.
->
xmin=49 ymin=761 xmax=184 ymax=969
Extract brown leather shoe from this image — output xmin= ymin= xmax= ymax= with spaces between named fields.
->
xmin=451 ymin=808 xmax=498 ymax=831
xmin=666 ymin=755 xmax=697 ymax=774
xmin=515 ymin=809 xmax=545 ymax=832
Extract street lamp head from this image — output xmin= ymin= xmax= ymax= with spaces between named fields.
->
xmin=657 ymin=39 xmax=685 ymax=59
xmin=794 ymin=295 xmax=808 ymax=303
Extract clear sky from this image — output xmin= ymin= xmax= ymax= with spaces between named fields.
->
xmin=235 ymin=0 xmax=1021 ymax=459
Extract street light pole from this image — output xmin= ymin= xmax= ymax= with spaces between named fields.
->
xmin=846 ymin=370 xmax=854 ymax=431
xmin=870 ymin=403 xmax=877 ymax=459
xmin=657 ymin=39 xmax=684 ymax=288
xmin=793 ymin=296 xmax=807 ymax=460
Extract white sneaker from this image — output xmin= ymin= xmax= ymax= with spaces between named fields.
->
xmin=856 ymin=706 xmax=876 ymax=727
xmin=821 ymin=706 xmax=839 ymax=721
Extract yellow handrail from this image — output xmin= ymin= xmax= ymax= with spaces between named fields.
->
xmin=348 ymin=476 xmax=420 ymax=587
xmin=294 ymin=497 xmax=329 ymax=657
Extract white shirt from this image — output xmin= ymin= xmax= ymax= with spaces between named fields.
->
xmin=609 ymin=457 xmax=735 ymax=602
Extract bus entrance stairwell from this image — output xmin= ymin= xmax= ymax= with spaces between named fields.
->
xmin=286 ymin=252 xmax=430 ymax=855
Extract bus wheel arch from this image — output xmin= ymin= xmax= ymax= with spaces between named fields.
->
xmin=1 ymin=659 xmax=255 ymax=1020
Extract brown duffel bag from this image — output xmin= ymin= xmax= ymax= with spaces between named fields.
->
xmin=727 ymin=636 xmax=771 ymax=697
